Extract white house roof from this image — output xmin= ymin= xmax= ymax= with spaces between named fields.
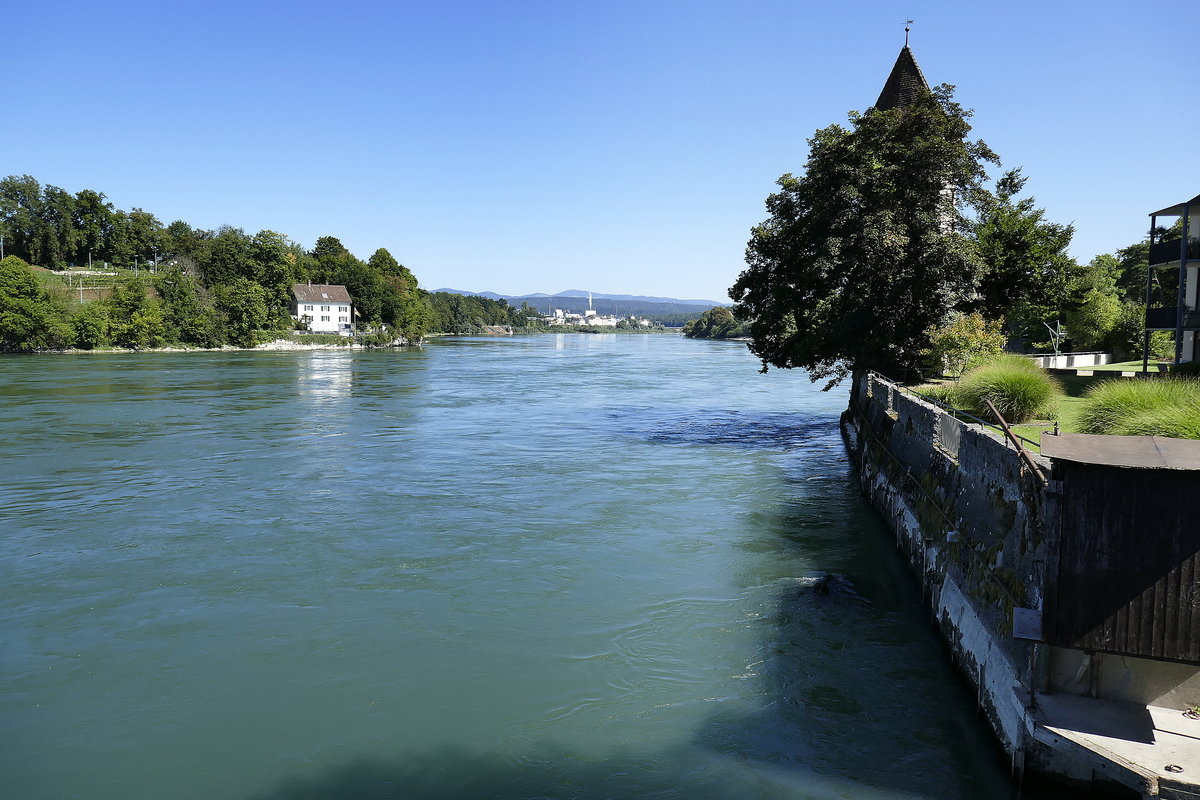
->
xmin=292 ymin=284 xmax=352 ymax=303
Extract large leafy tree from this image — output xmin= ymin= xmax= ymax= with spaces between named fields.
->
xmin=162 ymin=220 xmax=211 ymax=262
xmin=730 ymin=85 xmax=997 ymax=385
xmin=124 ymin=208 xmax=165 ymax=266
xmin=0 ymin=255 xmax=72 ymax=350
xmin=684 ymin=306 xmax=744 ymax=340
xmin=36 ymin=185 xmax=77 ymax=269
xmin=971 ymin=168 xmax=1077 ymax=333
xmin=0 ymin=175 xmax=43 ymax=264
xmin=196 ymin=226 xmax=254 ymax=286
xmin=107 ymin=278 xmax=166 ymax=349
xmin=215 ymin=277 xmax=269 ymax=347
xmin=154 ymin=266 xmax=222 ymax=346
xmin=369 ymin=247 xmax=430 ymax=340
xmin=72 ymin=189 xmax=115 ymax=267
xmin=250 ymin=230 xmax=304 ymax=323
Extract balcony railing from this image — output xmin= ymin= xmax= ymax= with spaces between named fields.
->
xmin=1149 ymin=238 xmax=1200 ymax=266
xmin=1146 ymin=306 xmax=1200 ymax=329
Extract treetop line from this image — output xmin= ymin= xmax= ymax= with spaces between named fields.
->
xmin=0 ymin=180 xmax=562 ymax=351
xmin=728 ymin=44 xmax=1166 ymax=385
xmin=0 ymin=42 xmax=1172 ymax=360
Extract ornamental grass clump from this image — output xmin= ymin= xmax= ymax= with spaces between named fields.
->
xmin=1078 ymin=378 xmax=1200 ymax=439
xmin=954 ymin=355 xmax=1061 ymax=423
xmin=912 ymin=382 xmax=956 ymax=407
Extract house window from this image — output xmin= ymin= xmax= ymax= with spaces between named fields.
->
xmin=303 ymin=305 xmax=313 ymax=311
xmin=338 ymin=316 xmax=348 ymax=323
xmin=320 ymin=305 xmax=330 ymax=312
xmin=321 ymin=315 xmax=330 ymax=322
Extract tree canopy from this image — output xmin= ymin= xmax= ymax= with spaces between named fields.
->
xmin=0 ymin=174 xmax=442 ymax=350
xmin=683 ymin=306 xmax=744 ymax=340
xmin=730 ymin=85 xmax=998 ymax=386
xmin=970 ymin=168 xmax=1077 ymax=332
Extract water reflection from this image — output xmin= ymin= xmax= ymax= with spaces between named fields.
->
xmin=296 ymin=352 xmax=355 ymax=405
xmin=553 ymin=332 xmax=620 ymax=351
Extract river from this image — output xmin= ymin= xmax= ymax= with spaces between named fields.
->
xmin=2 ymin=334 xmax=1026 ymax=799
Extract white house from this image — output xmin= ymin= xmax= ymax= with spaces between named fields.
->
xmin=292 ymin=284 xmax=354 ymax=334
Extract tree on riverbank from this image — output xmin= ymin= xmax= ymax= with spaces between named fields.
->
xmin=683 ymin=306 xmax=744 ymax=340
xmin=726 ymin=39 xmax=1123 ymax=385
xmin=0 ymin=256 xmax=72 ymax=350
xmin=0 ymin=175 xmax=440 ymax=350
xmin=425 ymin=291 xmax=546 ymax=335
xmin=730 ymin=84 xmax=998 ymax=385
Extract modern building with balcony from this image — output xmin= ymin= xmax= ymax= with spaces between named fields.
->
xmin=1144 ymin=194 xmax=1200 ymax=367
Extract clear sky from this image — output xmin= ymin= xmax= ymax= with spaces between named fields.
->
xmin=8 ymin=0 xmax=1198 ymax=302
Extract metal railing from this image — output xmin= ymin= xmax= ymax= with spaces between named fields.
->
xmin=868 ymin=370 xmax=1042 ymax=450
xmin=1149 ymin=237 xmax=1200 ymax=266
xmin=1146 ymin=306 xmax=1200 ymax=330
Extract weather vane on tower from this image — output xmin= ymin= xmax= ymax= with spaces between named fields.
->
xmin=904 ymin=19 xmax=914 ymax=47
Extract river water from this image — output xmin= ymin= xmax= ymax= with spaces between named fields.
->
xmin=2 ymin=335 xmax=1024 ymax=799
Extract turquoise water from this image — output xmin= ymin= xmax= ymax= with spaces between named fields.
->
xmin=1 ymin=335 xmax=1018 ymax=799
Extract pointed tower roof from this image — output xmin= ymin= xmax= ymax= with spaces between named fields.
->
xmin=873 ymin=46 xmax=930 ymax=111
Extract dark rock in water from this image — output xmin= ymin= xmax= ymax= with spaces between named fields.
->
xmin=800 ymin=573 xmax=858 ymax=600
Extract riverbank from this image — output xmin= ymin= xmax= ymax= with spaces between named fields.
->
xmin=844 ymin=370 xmax=1200 ymax=798
xmin=6 ymin=329 xmax=690 ymax=356
xmin=33 ymin=340 xmax=380 ymax=354
xmin=1 ymin=335 xmax=1021 ymax=800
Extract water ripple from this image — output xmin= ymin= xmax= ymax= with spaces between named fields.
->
xmin=606 ymin=407 xmax=839 ymax=450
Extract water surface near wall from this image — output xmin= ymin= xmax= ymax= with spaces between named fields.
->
xmin=2 ymin=335 xmax=1016 ymax=799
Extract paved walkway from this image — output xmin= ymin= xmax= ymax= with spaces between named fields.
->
xmin=1035 ymin=692 xmax=1200 ymax=798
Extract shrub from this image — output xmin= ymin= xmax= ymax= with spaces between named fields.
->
xmin=922 ymin=312 xmax=1007 ymax=377
xmin=954 ymin=355 xmax=1061 ymax=423
xmin=684 ymin=306 xmax=745 ymax=340
xmin=71 ymin=302 xmax=110 ymax=349
xmin=1078 ymin=378 xmax=1200 ymax=438
xmin=911 ymin=383 xmax=956 ymax=407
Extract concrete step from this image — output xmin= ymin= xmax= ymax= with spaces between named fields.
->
xmin=1160 ymin=780 xmax=1200 ymax=800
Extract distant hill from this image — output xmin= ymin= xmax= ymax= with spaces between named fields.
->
xmin=430 ymin=289 xmax=728 ymax=323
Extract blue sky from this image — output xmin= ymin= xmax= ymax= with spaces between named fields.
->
xmin=8 ymin=0 xmax=1198 ymax=301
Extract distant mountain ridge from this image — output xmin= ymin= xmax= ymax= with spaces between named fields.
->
xmin=431 ymin=288 xmax=726 ymax=307
xmin=428 ymin=288 xmax=726 ymax=325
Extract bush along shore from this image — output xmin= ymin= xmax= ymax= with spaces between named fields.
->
xmin=0 ymin=174 xmax=567 ymax=353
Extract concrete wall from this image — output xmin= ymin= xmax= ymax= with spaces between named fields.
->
xmin=846 ymin=371 xmax=1049 ymax=757
xmin=1029 ymin=352 xmax=1113 ymax=369
xmin=851 ymin=372 xmax=1200 ymax=745
xmin=1048 ymin=648 xmax=1200 ymax=709
xmin=846 ymin=371 xmax=1200 ymax=794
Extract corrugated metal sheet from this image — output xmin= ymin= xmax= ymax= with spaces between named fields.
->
xmin=1041 ymin=433 xmax=1200 ymax=470
xmin=937 ymin=413 xmax=960 ymax=458
xmin=1044 ymin=462 xmax=1200 ymax=663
